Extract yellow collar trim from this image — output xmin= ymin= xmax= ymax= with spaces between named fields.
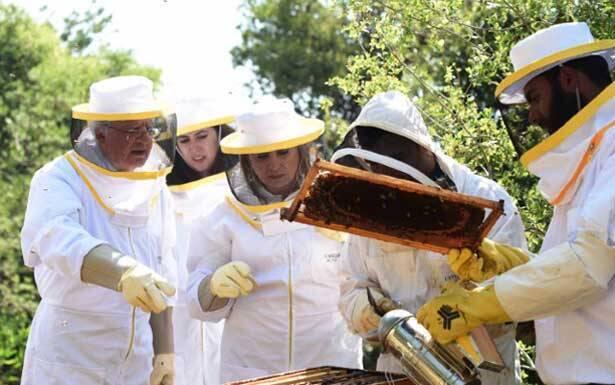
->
xmin=70 ymin=150 xmax=172 ymax=180
xmin=220 ymin=124 xmax=324 ymax=155
xmin=520 ymin=83 xmax=615 ymax=167
xmin=496 ymin=40 xmax=615 ymax=99
xmin=231 ymin=197 xmax=291 ymax=214
xmin=225 ymin=196 xmax=262 ymax=230
xmin=177 ymin=116 xmax=235 ymax=136
xmin=168 ymin=172 xmax=225 ymax=193
xmin=65 ymin=153 xmax=114 ymax=215
xmin=224 ymin=195 xmax=292 ymax=229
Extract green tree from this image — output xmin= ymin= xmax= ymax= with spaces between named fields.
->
xmin=0 ymin=4 xmax=159 ymax=383
xmin=231 ymin=0 xmax=360 ymax=121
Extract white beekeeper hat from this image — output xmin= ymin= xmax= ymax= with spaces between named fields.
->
xmin=496 ymin=22 xmax=615 ymax=105
xmin=72 ymin=75 xmax=168 ymax=120
xmin=220 ymin=98 xmax=323 ymax=155
xmin=176 ymin=97 xmax=235 ymax=136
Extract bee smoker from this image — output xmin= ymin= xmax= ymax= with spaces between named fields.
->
xmin=378 ymin=309 xmax=482 ymax=385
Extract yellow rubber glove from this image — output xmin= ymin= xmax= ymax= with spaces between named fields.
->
xmin=351 ymin=288 xmax=399 ymax=335
xmin=81 ymin=244 xmax=176 ymax=313
xmin=150 ymin=353 xmax=174 ymax=385
xmin=448 ymin=238 xmax=530 ymax=282
xmin=210 ymin=261 xmax=256 ymax=298
xmin=119 ymin=264 xmax=176 ymax=314
xmin=416 ymin=283 xmax=511 ymax=344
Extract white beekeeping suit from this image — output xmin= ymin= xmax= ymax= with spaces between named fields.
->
xmin=167 ymin=98 xmax=235 ymax=385
xmin=20 ymin=76 xmax=178 ymax=385
xmin=337 ymin=91 xmax=526 ymax=384
xmin=186 ymin=98 xmax=362 ymax=384
xmin=490 ymin=23 xmax=615 ymax=385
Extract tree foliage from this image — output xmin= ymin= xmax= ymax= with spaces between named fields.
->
xmin=0 ymin=4 xmax=159 ymax=383
xmin=231 ymin=0 xmax=361 ymax=120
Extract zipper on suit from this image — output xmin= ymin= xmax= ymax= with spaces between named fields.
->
xmin=286 ymin=233 xmax=294 ymax=369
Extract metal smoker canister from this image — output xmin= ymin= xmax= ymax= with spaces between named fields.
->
xmin=378 ymin=309 xmax=481 ymax=385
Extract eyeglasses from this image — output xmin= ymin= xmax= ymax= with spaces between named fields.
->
xmin=105 ymin=121 xmax=162 ymax=140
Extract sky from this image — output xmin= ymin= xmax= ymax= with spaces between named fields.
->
xmin=11 ymin=0 xmax=257 ymax=106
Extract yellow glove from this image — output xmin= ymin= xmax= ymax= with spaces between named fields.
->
xmin=119 ymin=264 xmax=176 ymax=314
xmin=150 ymin=353 xmax=174 ymax=385
xmin=416 ymin=283 xmax=510 ymax=344
xmin=81 ymin=245 xmax=176 ymax=313
xmin=210 ymin=261 xmax=256 ymax=298
xmin=351 ymin=288 xmax=399 ymax=335
xmin=448 ymin=238 xmax=529 ymax=282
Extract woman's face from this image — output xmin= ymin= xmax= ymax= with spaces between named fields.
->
xmin=248 ymin=147 xmax=301 ymax=195
xmin=176 ymin=127 xmax=219 ymax=176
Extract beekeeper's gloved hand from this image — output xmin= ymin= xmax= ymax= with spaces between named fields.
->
xmin=416 ymin=283 xmax=511 ymax=344
xmin=150 ymin=354 xmax=174 ymax=385
xmin=448 ymin=238 xmax=530 ymax=282
xmin=351 ymin=288 xmax=399 ymax=336
xmin=210 ymin=261 xmax=256 ymax=298
xmin=81 ymin=244 xmax=176 ymax=313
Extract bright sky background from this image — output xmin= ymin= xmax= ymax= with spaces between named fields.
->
xmin=11 ymin=0 xmax=257 ymax=107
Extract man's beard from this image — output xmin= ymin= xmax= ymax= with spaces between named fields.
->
xmin=545 ymin=82 xmax=585 ymax=135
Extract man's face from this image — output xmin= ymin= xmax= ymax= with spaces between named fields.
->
xmin=361 ymin=132 xmax=436 ymax=181
xmin=96 ymin=119 xmax=154 ymax=171
xmin=524 ymin=73 xmax=579 ymax=135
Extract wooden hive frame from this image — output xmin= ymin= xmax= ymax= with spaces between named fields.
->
xmin=224 ymin=366 xmax=414 ymax=385
xmin=281 ymin=160 xmax=505 ymax=254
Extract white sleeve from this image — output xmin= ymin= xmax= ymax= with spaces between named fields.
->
xmin=186 ymin=203 xmax=234 ymax=322
xmin=338 ymin=235 xmax=382 ymax=337
xmin=496 ymin=155 xmax=615 ymax=321
xmin=20 ymin=164 xmax=105 ymax=279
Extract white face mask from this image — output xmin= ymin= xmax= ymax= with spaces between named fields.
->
xmin=66 ymin=151 xmax=167 ymax=227
xmin=523 ymin=84 xmax=615 ymax=206
xmin=331 ymin=148 xmax=439 ymax=187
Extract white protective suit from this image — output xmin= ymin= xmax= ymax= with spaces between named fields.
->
xmin=186 ymin=197 xmax=362 ymax=383
xmin=339 ymin=153 xmax=526 ymax=384
xmin=337 ymin=91 xmax=526 ymax=385
xmin=494 ymin=83 xmax=615 ymax=384
xmin=20 ymin=151 xmax=177 ymax=385
xmin=170 ymin=174 xmax=228 ymax=385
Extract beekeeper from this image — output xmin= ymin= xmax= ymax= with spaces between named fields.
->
xmin=186 ymin=98 xmax=362 ymax=383
xmin=417 ymin=22 xmax=615 ymax=385
xmin=336 ymin=91 xmax=526 ymax=384
xmin=20 ymin=76 xmax=178 ymax=385
xmin=166 ymin=98 xmax=234 ymax=385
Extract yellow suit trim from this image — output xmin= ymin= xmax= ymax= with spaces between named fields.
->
xmin=550 ymin=119 xmax=615 ymax=205
xmin=521 ymin=83 xmax=615 ymax=167
xmin=72 ymin=151 xmax=172 ymax=180
xmin=225 ymin=196 xmax=262 ymax=230
xmin=65 ymin=152 xmax=115 ymax=215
